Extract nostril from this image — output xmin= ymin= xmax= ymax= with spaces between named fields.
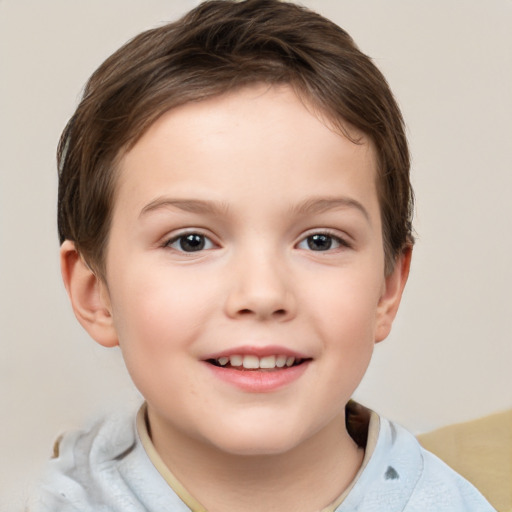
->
xmin=236 ymin=307 xmax=288 ymax=317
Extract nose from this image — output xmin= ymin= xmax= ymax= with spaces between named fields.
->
xmin=224 ymin=247 xmax=297 ymax=322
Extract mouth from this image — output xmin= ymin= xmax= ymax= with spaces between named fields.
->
xmin=203 ymin=349 xmax=312 ymax=391
xmin=206 ymin=354 xmax=310 ymax=371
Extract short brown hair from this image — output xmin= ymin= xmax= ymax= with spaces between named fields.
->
xmin=57 ymin=0 xmax=414 ymax=277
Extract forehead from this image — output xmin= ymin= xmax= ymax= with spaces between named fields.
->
xmin=114 ymin=84 xmax=379 ymax=220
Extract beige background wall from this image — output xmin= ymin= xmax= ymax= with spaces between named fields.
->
xmin=1 ymin=0 xmax=511 ymax=509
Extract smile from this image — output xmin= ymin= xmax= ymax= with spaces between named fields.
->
xmin=207 ymin=354 xmax=307 ymax=370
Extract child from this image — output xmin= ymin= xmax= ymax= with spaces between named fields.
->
xmin=33 ymin=0 xmax=494 ymax=510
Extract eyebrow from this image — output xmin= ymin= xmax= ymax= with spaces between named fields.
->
xmin=139 ymin=196 xmax=370 ymax=222
xmin=139 ymin=198 xmax=231 ymax=217
xmin=292 ymin=197 xmax=370 ymax=222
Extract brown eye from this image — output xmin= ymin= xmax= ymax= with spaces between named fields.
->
xmin=307 ymin=234 xmax=333 ymax=251
xmin=297 ymin=232 xmax=347 ymax=252
xmin=167 ymin=233 xmax=213 ymax=252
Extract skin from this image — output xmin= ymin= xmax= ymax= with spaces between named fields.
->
xmin=61 ymin=84 xmax=411 ymax=512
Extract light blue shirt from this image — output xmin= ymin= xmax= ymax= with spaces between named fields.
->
xmin=30 ymin=407 xmax=495 ymax=511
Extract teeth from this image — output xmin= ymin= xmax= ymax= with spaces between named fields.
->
xmin=276 ymin=355 xmax=287 ymax=368
xmin=229 ymin=355 xmax=243 ymax=367
xmin=259 ymin=355 xmax=276 ymax=369
xmin=242 ymin=355 xmax=259 ymax=369
xmin=216 ymin=354 xmax=302 ymax=369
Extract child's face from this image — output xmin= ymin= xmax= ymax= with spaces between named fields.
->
xmin=99 ymin=85 xmax=404 ymax=455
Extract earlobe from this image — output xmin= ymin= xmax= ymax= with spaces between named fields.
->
xmin=375 ymin=246 xmax=412 ymax=343
xmin=60 ymin=240 xmax=119 ymax=348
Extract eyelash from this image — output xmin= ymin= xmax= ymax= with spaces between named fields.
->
xmin=164 ymin=231 xmax=216 ymax=253
xmin=296 ymin=231 xmax=351 ymax=252
xmin=163 ymin=229 xmax=350 ymax=254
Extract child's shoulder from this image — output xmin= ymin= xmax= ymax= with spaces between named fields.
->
xmin=338 ymin=412 xmax=495 ymax=511
xmin=409 ymin=447 xmax=496 ymax=511
xmin=28 ymin=407 xmax=189 ymax=512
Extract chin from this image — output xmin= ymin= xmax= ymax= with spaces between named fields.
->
xmin=214 ymin=437 xmax=298 ymax=457
xmin=205 ymin=420 xmax=307 ymax=457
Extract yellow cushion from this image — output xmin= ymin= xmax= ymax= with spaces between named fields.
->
xmin=418 ymin=409 xmax=512 ymax=512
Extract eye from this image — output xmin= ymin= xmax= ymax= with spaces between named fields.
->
xmin=166 ymin=233 xmax=215 ymax=252
xmin=297 ymin=233 xmax=347 ymax=252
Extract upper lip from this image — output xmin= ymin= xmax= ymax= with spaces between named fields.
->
xmin=202 ymin=345 xmax=310 ymax=361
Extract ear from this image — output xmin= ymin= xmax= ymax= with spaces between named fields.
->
xmin=60 ymin=240 xmax=119 ymax=348
xmin=375 ymin=246 xmax=412 ymax=343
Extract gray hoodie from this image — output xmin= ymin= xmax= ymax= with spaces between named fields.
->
xmin=29 ymin=406 xmax=495 ymax=511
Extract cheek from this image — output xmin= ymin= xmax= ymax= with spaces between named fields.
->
xmin=304 ymin=266 xmax=383 ymax=334
xmin=107 ymin=275 xmax=205 ymax=402
xmin=108 ymin=263 xmax=215 ymax=354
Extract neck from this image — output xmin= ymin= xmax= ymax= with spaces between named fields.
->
xmin=148 ymin=411 xmax=364 ymax=512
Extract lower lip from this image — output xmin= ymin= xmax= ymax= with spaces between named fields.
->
xmin=204 ymin=361 xmax=311 ymax=393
